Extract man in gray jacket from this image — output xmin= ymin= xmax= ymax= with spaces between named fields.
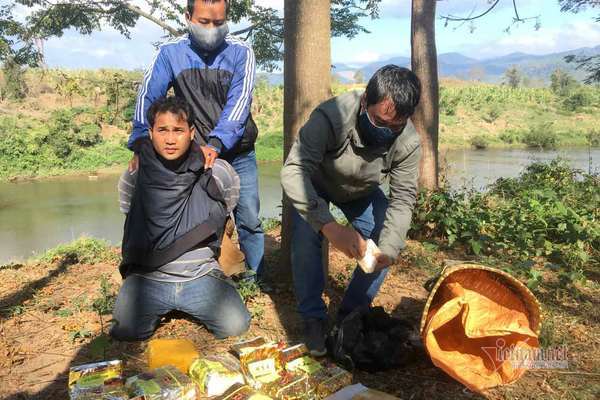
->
xmin=281 ymin=65 xmax=421 ymax=356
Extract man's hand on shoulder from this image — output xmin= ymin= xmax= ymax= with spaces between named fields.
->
xmin=200 ymin=145 xmax=219 ymax=169
xmin=321 ymin=222 xmax=367 ymax=260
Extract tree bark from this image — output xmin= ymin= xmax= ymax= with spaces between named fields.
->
xmin=281 ymin=0 xmax=332 ymax=275
xmin=411 ymin=0 xmax=440 ymax=190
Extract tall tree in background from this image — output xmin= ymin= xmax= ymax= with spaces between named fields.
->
xmin=504 ymin=66 xmax=522 ymax=88
xmin=411 ymin=0 xmax=439 ymax=190
xmin=281 ymin=0 xmax=332 ymax=271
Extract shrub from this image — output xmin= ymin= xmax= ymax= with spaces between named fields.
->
xmin=75 ymin=123 xmax=103 ymax=147
xmin=587 ymin=129 xmax=600 ymax=147
xmin=482 ymin=107 xmax=501 ymax=123
xmin=562 ymin=91 xmax=590 ymax=112
xmin=499 ymin=130 xmax=521 ymax=144
xmin=521 ymin=123 xmax=559 ymax=149
xmin=410 ymin=159 xmax=599 ymax=288
xmin=440 ymin=90 xmax=459 ymax=116
xmin=470 ymin=135 xmax=489 ymax=149
xmin=38 ymin=237 xmax=118 ymax=265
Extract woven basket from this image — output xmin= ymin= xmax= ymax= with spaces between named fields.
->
xmin=420 ymin=264 xmax=542 ymax=393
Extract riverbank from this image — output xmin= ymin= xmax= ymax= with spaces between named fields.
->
xmin=1 ymin=230 xmax=598 ymax=399
xmin=1 ymin=69 xmax=599 ymax=182
xmin=1 ymin=161 xmax=598 ymax=398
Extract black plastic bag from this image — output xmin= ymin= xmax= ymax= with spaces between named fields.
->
xmin=327 ymin=306 xmax=421 ymax=372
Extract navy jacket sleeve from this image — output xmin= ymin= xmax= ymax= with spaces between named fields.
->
xmin=129 ymin=45 xmax=175 ymax=150
xmin=208 ymin=39 xmax=256 ymax=152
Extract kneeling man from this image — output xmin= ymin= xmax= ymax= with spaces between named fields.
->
xmin=111 ymin=96 xmax=250 ymax=341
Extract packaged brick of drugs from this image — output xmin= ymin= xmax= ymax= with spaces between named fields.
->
xmin=231 ymin=337 xmax=268 ymax=358
xmin=126 ymin=365 xmax=197 ymax=400
xmin=217 ymin=383 xmax=273 ymax=399
xmin=239 ymin=342 xmax=284 ymax=388
xmin=284 ymin=355 xmax=323 ymax=375
xmin=278 ymin=344 xmax=309 ymax=365
xmin=146 ymin=338 xmax=199 ymax=374
xmin=262 ymin=371 xmax=310 ymax=400
xmin=309 ymin=364 xmax=353 ymax=399
xmin=68 ymin=360 xmax=125 ymax=400
xmin=189 ymin=354 xmax=245 ymax=397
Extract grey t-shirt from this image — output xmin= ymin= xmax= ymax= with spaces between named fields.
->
xmin=118 ymin=159 xmax=240 ymax=282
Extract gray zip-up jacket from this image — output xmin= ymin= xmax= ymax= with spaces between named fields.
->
xmin=281 ymin=90 xmax=421 ymax=259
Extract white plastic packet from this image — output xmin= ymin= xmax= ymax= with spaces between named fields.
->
xmin=357 ymin=239 xmax=380 ymax=273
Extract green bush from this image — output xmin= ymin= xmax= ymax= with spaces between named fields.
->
xmin=440 ymin=90 xmax=459 ymax=116
xmin=499 ymin=130 xmax=521 ymax=144
xmin=75 ymin=123 xmax=103 ymax=147
xmin=521 ymin=123 xmax=559 ymax=149
xmin=482 ymin=107 xmax=501 ymax=123
xmin=586 ymin=129 xmax=600 ymax=147
xmin=562 ymin=91 xmax=590 ymax=112
xmin=38 ymin=237 xmax=118 ymax=265
xmin=410 ymin=159 xmax=599 ymax=288
xmin=470 ymin=135 xmax=489 ymax=149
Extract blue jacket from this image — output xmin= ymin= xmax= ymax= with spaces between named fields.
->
xmin=130 ymin=34 xmax=258 ymax=155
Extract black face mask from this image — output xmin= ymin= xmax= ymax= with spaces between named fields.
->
xmin=358 ymin=109 xmax=399 ymax=148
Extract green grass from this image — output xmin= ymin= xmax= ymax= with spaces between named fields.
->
xmin=37 ymin=237 xmax=118 ymax=265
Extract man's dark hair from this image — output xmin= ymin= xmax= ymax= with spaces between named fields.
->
xmin=187 ymin=0 xmax=229 ymax=16
xmin=365 ymin=65 xmax=421 ymax=118
xmin=147 ymin=96 xmax=195 ymax=128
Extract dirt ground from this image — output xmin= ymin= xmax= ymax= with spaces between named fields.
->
xmin=0 ymin=230 xmax=598 ymax=399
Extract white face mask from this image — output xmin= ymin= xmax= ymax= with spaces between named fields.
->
xmin=188 ymin=22 xmax=229 ymax=53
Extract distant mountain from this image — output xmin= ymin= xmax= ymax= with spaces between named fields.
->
xmin=257 ymin=46 xmax=600 ymax=86
xmin=332 ymin=46 xmax=600 ymax=84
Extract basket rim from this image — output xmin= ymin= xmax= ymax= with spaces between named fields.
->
xmin=419 ymin=264 xmax=542 ymax=336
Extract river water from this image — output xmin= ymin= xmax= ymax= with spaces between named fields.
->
xmin=1 ymin=147 xmax=598 ymax=264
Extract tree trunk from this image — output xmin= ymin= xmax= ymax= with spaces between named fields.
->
xmin=411 ymin=0 xmax=439 ymax=190
xmin=281 ymin=0 xmax=332 ymax=275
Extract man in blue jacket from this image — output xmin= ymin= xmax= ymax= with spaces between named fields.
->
xmin=128 ymin=0 xmax=264 ymax=279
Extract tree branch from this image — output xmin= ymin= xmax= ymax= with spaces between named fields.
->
xmin=120 ymin=1 xmax=178 ymax=36
xmin=232 ymin=24 xmax=256 ymax=36
xmin=441 ymin=0 xmax=500 ymax=22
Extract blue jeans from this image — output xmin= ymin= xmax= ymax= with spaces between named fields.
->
xmin=291 ymin=188 xmax=389 ymax=321
xmin=110 ymin=270 xmax=250 ymax=341
xmin=225 ymin=150 xmax=265 ymax=277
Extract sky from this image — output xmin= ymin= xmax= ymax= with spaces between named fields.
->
xmin=8 ymin=0 xmax=600 ymax=70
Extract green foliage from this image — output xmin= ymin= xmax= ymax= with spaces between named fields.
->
xmin=75 ymin=123 xmax=103 ymax=147
xmin=255 ymin=133 xmax=283 ymax=161
xmin=91 ymin=275 xmax=116 ymax=315
xmin=470 ymin=135 xmax=489 ymax=149
xmin=0 ymin=105 xmax=131 ymax=180
xmin=237 ymin=279 xmax=260 ymax=302
xmin=261 ymin=217 xmax=282 ymax=231
xmin=504 ymin=66 xmax=521 ymax=89
xmin=5 ymin=1 xmax=383 ymax=71
xmin=38 ymin=237 xmax=118 ymax=265
xmin=521 ymin=123 xmax=559 ymax=149
xmin=587 ymin=129 xmax=600 ymax=146
xmin=499 ymin=130 xmax=521 ymax=144
xmin=410 ymin=160 xmax=599 ymax=288
xmin=562 ymin=90 xmax=590 ymax=111
xmin=550 ymin=68 xmax=578 ymax=97
xmin=482 ymin=107 xmax=501 ymax=123
xmin=1 ymin=58 xmax=28 ymax=100
xmin=70 ymin=328 xmax=93 ymax=343
xmin=439 ymin=88 xmax=459 ymax=116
